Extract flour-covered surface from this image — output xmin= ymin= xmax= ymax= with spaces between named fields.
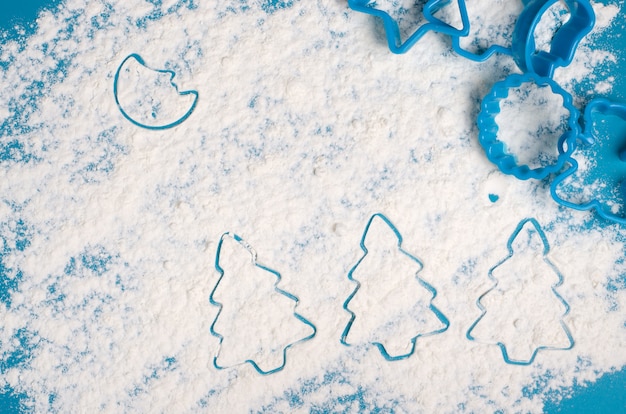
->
xmin=494 ymin=79 xmax=571 ymax=170
xmin=1 ymin=0 xmax=625 ymax=412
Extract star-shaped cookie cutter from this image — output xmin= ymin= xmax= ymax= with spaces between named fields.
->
xmin=340 ymin=213 xmax=450 ymax=361
xmin=466 ymin=218 xmax=575 ymax=365
xmin=551 ymin=98 xmax=626 ymax=225
xmin=511 ymin=0 xmax=595 ymax=78
xmin=450 ymin=0 xmax=526 ymax=62
xmin=348 ymin=0 xmax=470 ymax=54
xmin=209 ymin=232 xmax=317 ymax=375
xmin=477 ymin=72 xmax=581 ymax=180
xmin=451 ymin=34 xmax=514 ymax=62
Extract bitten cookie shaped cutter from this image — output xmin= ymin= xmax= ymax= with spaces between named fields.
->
xmin=477 ymin=72 xmax=581 ymax=180
xmin=341 ymin=213 xmax=449 ymax=361
xmin=466 ymin=218 xmax=575 ymax=365
xmin=348 ymin=0 xmax=470 ymax=54
xmin=551 ymin=98 xmax=626 ymax=225
xmin=113 ymin=53 xmax=199 ymax=130
xmin=209 ymin=233 xmax=316 ymax=375
xmin=511 ymin=0 xmax=595 ymax=79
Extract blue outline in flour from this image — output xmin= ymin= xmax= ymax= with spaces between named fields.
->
xmin=341 ymin=213 xmax=450 ymax=361
xmin=209 ymin=232 xmax=316 ymax=375
xmin=511 ymin=0 xmax=595 ymax=79
xmin=113 ymin=53 xmax=199 ymax=130
xmin=551 ymin=98 xmax=626 ymax=225
xmin=451 ymin=35 xmax=514 ymax=62
xmin=477 ymin=72 xmax=581 ymax=180
xmin=466 ymin=218 xmax=575 ymax=365
xmin=348 ymin=0 xmax=470 ymax=54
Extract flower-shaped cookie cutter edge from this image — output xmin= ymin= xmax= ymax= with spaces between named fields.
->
xmin=477 ymin=72 xmax=580 ymax=180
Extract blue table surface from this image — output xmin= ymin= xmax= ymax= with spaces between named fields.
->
xmin=0 ymin=1 xmax=625 ymax=413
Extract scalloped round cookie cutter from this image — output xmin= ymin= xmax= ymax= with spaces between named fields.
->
xmin=477 ymin=72 xmax=581 ymax=180
xmin=551 ymin=98 xmax=626 ymax=225
xmin=511 ymin=0 xmax=595 ymax=78
xmin=209 ymin=232 xmax=317 ymax=375
xmin=348 ymin=0 xmax=470 ymax=54
xmin=113 ymin=53 xmax=199 ymax=130
xmin=340 ymin=213 xmax=450 ymax=361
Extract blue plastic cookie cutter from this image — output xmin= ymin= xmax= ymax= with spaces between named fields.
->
xmin=466 ymin=218 xmax=575 ymax=365
xmin=450 ymin=0 xmax=530 ymax=62
xmin=551 ymin=98 xmax=626 ymax=225
xmin=113 ymin=53 xmax=199 ymax=130
xmin=451 ymin=31 xmax=514 ymax=62
xmin=348 ymin=0 xmax=470 ymax=54
xmin=341 ymin=213 xmax=450 ymax=361
xmin=511 ymin=0 xmax=595 ymax=78
xmin=209 ymin=232 xmax=316 ymax=375
xmin=477 ymin=72 xmax=581 ymax=180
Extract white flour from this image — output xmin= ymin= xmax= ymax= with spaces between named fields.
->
xmin=450 ymin=0 xmax=525 ymax=53
xmin=0 ymin=0 xmax=625 ymax=412
xmin=495 ymin=80 xmax=569 ymax=169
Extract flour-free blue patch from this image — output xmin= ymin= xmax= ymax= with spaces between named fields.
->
xmin=133 ymin=0 xmax=198 ymax=29
xmin=0 ymin=385 xmax=30 ymax=413
xmin=1 ymin=10 xmax=80 ymax=165
xmin=0 ymin=217 xmax=32 ymax=308
xmin=260 ymin=0 xmax=295 ymax=14
xmin=0 ymin=329 xmax=40 ymax=374
xmin=0 ymin=141 xmax=34 ymax=164
xmin=0 ymin=0 xmax=62 ymax=39
xmin=544 ymin=366 xmax=626 ymax=413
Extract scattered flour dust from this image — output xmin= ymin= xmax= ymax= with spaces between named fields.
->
xmin=0 ymin=0 xmax=624 ymax=412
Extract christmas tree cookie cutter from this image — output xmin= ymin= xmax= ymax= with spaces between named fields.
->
xmin=551 ymin=98 xmax=626 ymax=225
xmin=477 ymin=72 xmax=581 ymax=180
xmin=511 ymin=0 xmax=595 ymax=78
xmin=466 ymin=218 xmax=575 ymax=365
xmin=209 ymin=232 xmax=316 ymax=375
xmin=113 ymin=53 xmax=199 ymax=130
xmin=348 ymin=0 xmax=470 ymax=54
xmin=340 ymin=213 xmax=450 ymax=361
